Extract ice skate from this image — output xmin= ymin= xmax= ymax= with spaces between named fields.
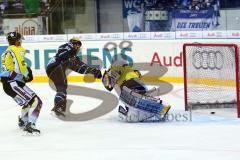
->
xmin=23 ymin=122 xmax=40 ymax=136
xmin=51 ymin=106 xmax=66 ymax=117
xmin=18 ymin=116 xmax=25 ymax=129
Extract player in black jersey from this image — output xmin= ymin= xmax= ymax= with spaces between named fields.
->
xmin=46 ymin=37 xmax=102 ymax=117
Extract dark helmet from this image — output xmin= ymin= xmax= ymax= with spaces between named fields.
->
xmin=7 ymin=32 xmax=24 ymax=45
xmin=69 ymin=37 xmax=82 ymax=47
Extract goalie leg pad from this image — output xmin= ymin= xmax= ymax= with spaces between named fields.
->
xmin=119 ymin=86 xmax=171 ymax=122
xmin=118 ymin=104 xmax=166 ymax=122
xmin=120 ymin=86 xmax=164 ymax=114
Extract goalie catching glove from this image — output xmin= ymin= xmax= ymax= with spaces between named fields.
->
xmin=102 ymin=69 xmax=121 ymax=91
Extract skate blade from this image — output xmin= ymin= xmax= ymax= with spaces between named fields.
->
xmin=22 ymin=131 xmax=41 ymax=136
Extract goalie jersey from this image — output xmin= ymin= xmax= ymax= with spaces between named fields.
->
xmin=102 ymin=65 xmax=141 ymax=91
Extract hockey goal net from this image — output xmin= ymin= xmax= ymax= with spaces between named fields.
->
xmin=183 ymin=43 xmax=240 ymax=118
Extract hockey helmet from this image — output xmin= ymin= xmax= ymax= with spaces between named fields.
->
xmin=69 ymin=37 xmax=82 ymax=47
xmin=7 ymin=32 xmax=24 ymax=45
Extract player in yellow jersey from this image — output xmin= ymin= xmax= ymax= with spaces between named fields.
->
xmin=0 ymin=32 xmax=42 ymax=134
xmin=102 ymin=54 xmax=171 ymax=122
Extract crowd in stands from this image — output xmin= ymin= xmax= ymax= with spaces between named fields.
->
xmin=144 ymin=0 xmax=218 ymax=11
xmin=0 ymin=0 xmax=50 ymax=17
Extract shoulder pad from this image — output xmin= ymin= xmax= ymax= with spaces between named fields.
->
xmin=68 ymin=42 xmax=74 ymax=48
xmin=1 ymin=50 xmax=11 ymax=57
xmin=58 ymin=43 xmax=73 ymax=51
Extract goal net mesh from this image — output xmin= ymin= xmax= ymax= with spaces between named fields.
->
xmin=183 ymin=44 xmax=239 ymax=111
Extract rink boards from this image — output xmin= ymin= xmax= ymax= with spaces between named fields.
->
xmin=0 ymin=32 xmax=240 ymax=83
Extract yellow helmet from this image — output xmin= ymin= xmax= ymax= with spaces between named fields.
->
xmin=69 ymin=37 xmax=82 ymax=46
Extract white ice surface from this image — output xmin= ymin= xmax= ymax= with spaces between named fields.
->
xmin=0 ymin=83 xmax=240 ymax=160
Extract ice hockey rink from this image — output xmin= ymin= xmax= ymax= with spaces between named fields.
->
xmin=0 ymin=82 xmax=240 ymax=160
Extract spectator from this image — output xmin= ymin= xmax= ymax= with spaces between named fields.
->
xmin=189 ymin=0 xmax=201 ymax=10
xmin=0 ymin=0 xmax=8 ymax=15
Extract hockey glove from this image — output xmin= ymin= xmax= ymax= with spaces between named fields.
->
xmin=87 ymin=68 xmax=102 ymax=79
xmin=24 ymin=67 xmax=33 ymax=83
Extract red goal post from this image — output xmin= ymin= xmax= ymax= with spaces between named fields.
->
xmin=183 ymin=43 xmax=240 ymax=118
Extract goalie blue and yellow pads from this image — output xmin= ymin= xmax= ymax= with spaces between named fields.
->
xmin=120 ymin=86 xmax=165 ymax=115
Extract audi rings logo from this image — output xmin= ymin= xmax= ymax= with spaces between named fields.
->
xmin=192 ymin=51 xmax=224 ymax=70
